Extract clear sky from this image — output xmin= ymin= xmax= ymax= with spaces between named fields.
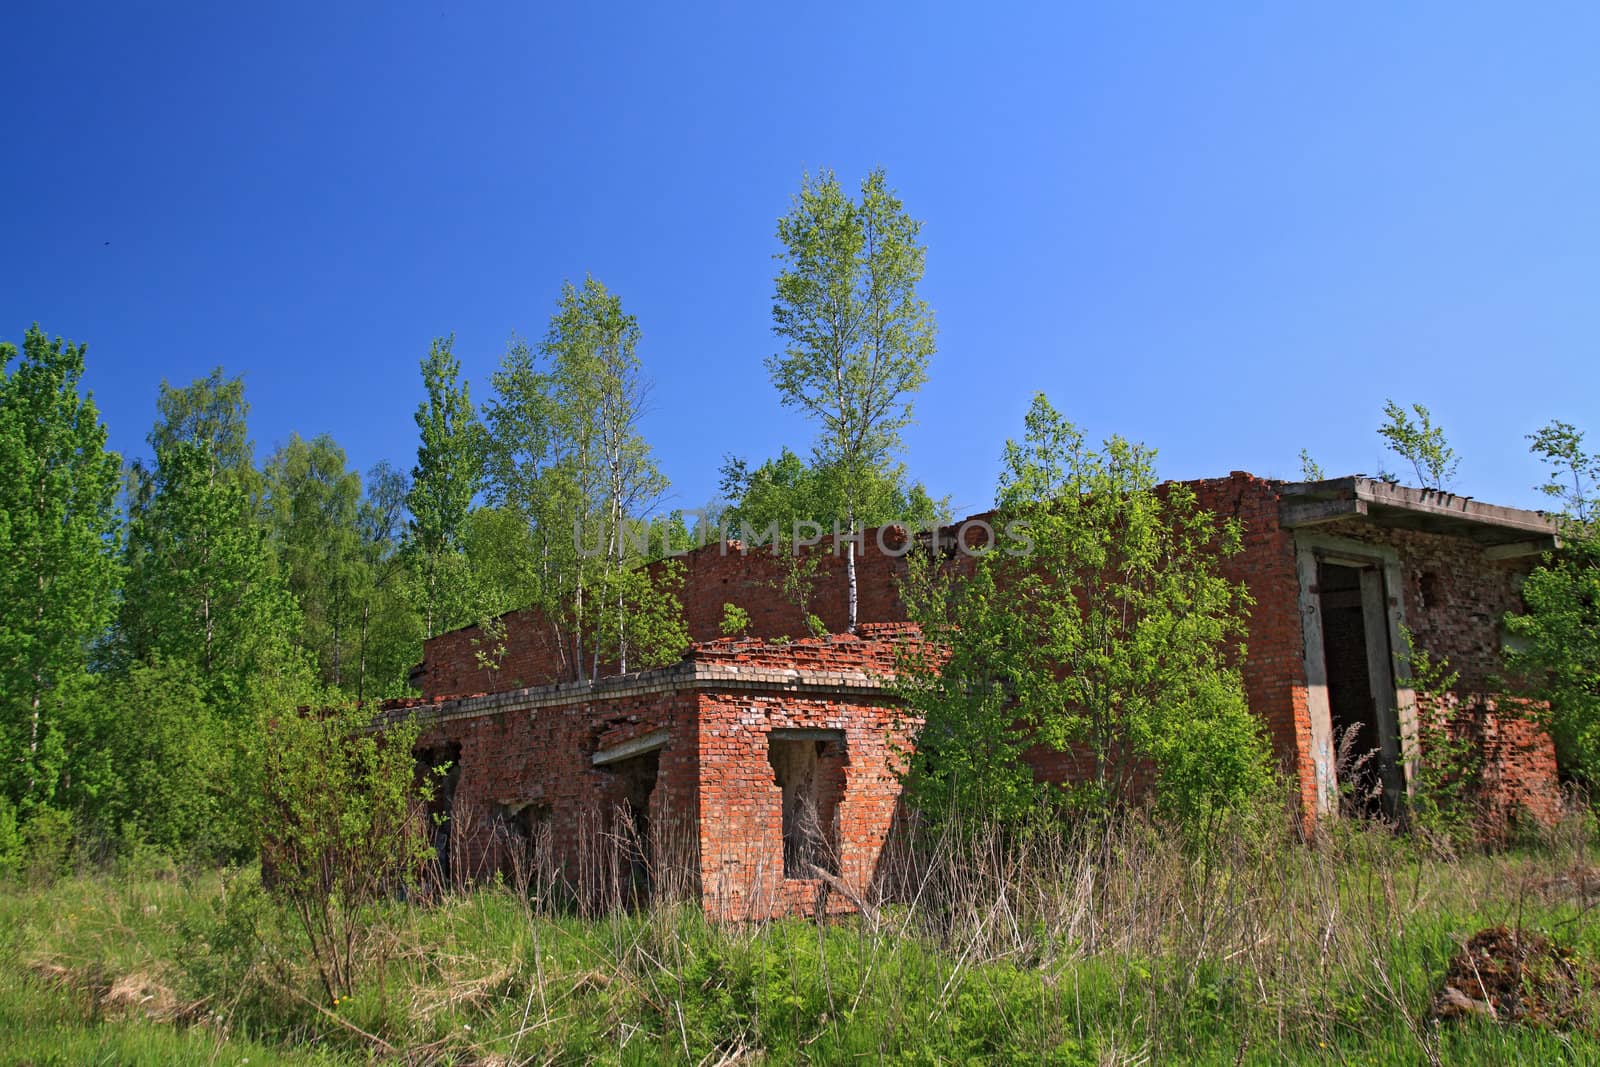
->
xmin=4 ymin=3 xmax=1596 ymax=517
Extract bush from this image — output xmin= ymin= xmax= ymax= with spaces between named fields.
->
xmin=21 ymin=806 xmax=75 ymax=885
xmin=897 ymin=394 xmax=1274 ymax=832
xmin=260 ymin=702 xmax=431 ymax=1002
xmin=719 ymin=602 xmax=751 ymax=638
xmin=0 ymin=796 xmax=20 ymax=880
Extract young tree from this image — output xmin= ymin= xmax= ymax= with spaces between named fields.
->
xmin=119 ymin=372 xmax=302 ymax=711
xmin=1504 ymin=420 xmax=1600 ymax=785
xmin=898 ymin=394 xmax=1273 ymax=827
xmin=767 ymin=168 xmax=936 ymax=631
xmin=144 ymin=366 xmax=256 ymax=482
xmin=1298 ymin=448 xmax=1325 ymax=481
xmin=354 ymin=461 xmax=421 ymax=702
xmin=718 ymin=447 xmax=945 ymax=635
xmin=483 ymin=280 xmax=684 ymax=681
xmin=261 ymin=703 xmax=432 ymax=1002
xmin=265 ymin=434 xmax=365 ymax=691
xmin=717 ymin=447 xmax=945 ymax=541
xmin=0 ymin=326 xmax=122 ymax=809
xmin=1378 ymin=400 xmax=1458 ymax=490
xmin=406 ymin=336 xmax=484 ymax=640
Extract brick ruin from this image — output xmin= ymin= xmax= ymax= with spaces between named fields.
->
xmin=396 ymin=472 xmax=1565 ymax=918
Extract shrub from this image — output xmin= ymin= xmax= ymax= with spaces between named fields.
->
xmin=897 ymin=394 xmax=1273 ymax=832
xmin=719 ymin=602 xmax=751 ymax=638
xmin=0 ymin=796 xmax=20 ymax=880
xmin=21 ymin=806 xmax=75 ymax=885
xmin=260 ymin=703 xmax=432 ymax=1002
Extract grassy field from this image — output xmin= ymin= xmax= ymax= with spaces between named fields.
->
xmin=2 ymin=815 xmax=1597 ymax=1065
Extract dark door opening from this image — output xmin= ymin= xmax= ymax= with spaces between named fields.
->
xmin=601 ymin=750 xmax=659 ymax=907
xmin=416 ymin=742 xmax=461 ymax=881
xmin=1317 ymin=561 xmax=1402 ymax=816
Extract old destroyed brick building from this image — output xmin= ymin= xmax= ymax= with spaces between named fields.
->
xmin=393 ymin=472 xmax=1566 ymax=919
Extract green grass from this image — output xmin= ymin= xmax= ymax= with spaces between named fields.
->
xmin=1 ymin=824 xmax=1597 ymax=1065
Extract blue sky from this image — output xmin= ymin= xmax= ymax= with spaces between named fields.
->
xmin=3 ymin=3 xmax=1596 ymax=517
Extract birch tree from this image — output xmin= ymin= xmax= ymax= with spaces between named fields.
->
xmin=119 ymin=370 xmax=300 ymax=711
xmin=767 ymin=168 xmax=935 ymax=631
xmin=0 ymin=326 xmax=121 ymax=808
xmin=483 ymin=279 xmax=684 ymax=681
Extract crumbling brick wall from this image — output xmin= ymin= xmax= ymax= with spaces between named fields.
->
xmin=402 ymin=627 xmax=917 ymax=920
xmin=691 ymin=625 xmax=917 ymax=919
xmin=1191 ymin=473 xmax=1317 ymax=820
xmin=410 ymin=684 xmax=701 ymax=907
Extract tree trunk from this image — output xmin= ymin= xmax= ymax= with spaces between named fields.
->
xmin=356 ymin=599 xmax=371 ymax=704
xmin=845 ymin=501 xmax=859 ymax=633
xmin=846 ymin=542 xmax=858 ymax=633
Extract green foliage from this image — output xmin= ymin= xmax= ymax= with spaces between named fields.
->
xmin=266 ymin=434 xmax=367 ymax=693
xmin=1399 ymin=627 xmax=1483 ymax=848
xmin=71 ymin=659 xmax=246 ymax=858
xmin=768 ymin=168 xmax=937 ymax=630
xmin=480 ymin=279 xmax=686 ymax=680
xmin=1378 ymin=399 xmax=1459 ymax=489
xmin=1505 ymin=420 xmax=1600 ymax=785
xmin=122 ymin=437 xmax=303 ymax=708
xmin=20 ymin=806 xmax=75 ymax=885
xmin=261 ymin=703 xmax=432 ymax=1001
xmin=1298 ymin=447 xmax=1324 ymax=481
xmin=140 ymin=365 xmax=258 ymax=489
xmin=119 ymin=370 xmax=305 ymax=711
xmin=406 ymin=335 xmax=485 ymax=640
xmin=718 ymin=446 xmax=946 ymax=538
xmin=0 ymin=325 xmax=122 ymax=811
xmin=895 ymin=561 xmax=1048 ymax=826
xmin=898 ymin=393 xmax=1273 ymax=828
xmin=0 ymin=795 xmax=20 ymax=880
xmin=719 ymin=603 xmax=751 ymax=638
xmin=352 ymin=461 xmax=422 ymax=700
xmin=1527 ymin=419 xmax=1599 ymax=521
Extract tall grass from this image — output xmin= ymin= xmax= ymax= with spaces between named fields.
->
xmin=2 ymin=801 xmax=1597 ymax=1065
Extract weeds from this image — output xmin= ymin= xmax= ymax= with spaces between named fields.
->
xmin=1 ymin=806 xmax=1597 ymax=1064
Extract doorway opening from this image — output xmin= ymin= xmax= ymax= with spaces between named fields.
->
xmin=1317 ymin=560 xmax=1403 ymax=816
xmin=416 ymin=742 xmax=461 ymax=880
xmin=601 ymin=750 xmax=659 ymax=907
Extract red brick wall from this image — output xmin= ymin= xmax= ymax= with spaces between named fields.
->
xmin=406 ymin=628 xmax=918 ymax=919
xmin=694 ymin=695 xmax=914 ymax=919
xmin=410 ymin=686 xmax=701 ymax=906
xmin=1190 ymin=474 xmax=1318 ymax=822
xmin=413 ymin=530 xmax=938 ymax=699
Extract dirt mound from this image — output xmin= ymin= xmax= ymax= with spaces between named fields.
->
xmin=1434 ymin=925 xmax=1596 ymax=1029
xmin=102 ymin=970 xmax=181 ymax=1020
xmin=27 ymin=956 xmax=197 ymax=1023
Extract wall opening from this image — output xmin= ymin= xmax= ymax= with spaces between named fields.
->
xmin=493 ymin=800 xmax=551 ymax=892
xmin=600 ymin=750 xmax=659 ymax=907
xmin=767 ymin=732 xmax=845 ymax=878
xmin=1317 ymin=560 xmax=1403 ymax=816
xmin=416 ymin=742 xmax=461 ymax=879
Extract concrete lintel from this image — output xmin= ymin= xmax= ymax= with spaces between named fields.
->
xmin=1484 ymin=537 xmax=1561 ymax=560
xmin=1281 ymin=499 xmax=1369 ymax=528
xmin=592 ymin=729 xmax=670 ymax=766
